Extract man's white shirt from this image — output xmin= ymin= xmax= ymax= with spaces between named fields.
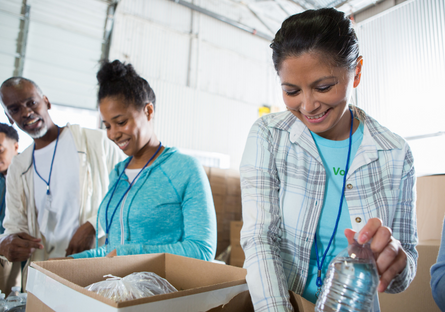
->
xmin=33 ymin=128 xmax=80 ymax=258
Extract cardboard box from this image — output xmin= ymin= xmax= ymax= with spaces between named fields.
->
xmin=230 ymin=221 xmax=243 ymax=243
xmin=210 ymin=183 xmax=227 ymax=196
xmin=213 ymin=195 xmax=225 ymax=214
xmin=416 ymin=175 xmax=445 ymax=241
xmin=379 ymin=240 xmax=441 ymax=312
xmin=208 ymin=290 xmax=315 ymax=312
xmin=226 ymin=178 xmax=241 ymax=196
xmin=26 ymin=253 xmax=248 ymax=312
xmin=209 ymin=168 xmax=226 ymax=185
xmin=230 ymin=221 xmax=245 ymax=267
xmin=225 ymin=195 xmax=242 ymax=214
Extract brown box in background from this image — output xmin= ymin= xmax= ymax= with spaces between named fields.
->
xmin=230 ymin=221 xmax=243 ymax=243
xmin=416 ymin=175 xmax=445 ymax=241
xmin=226 ymin=195 xmax=242 ymax=213
xmin=227 ymin=177 xmax=241 ymax=196
xmin=230 ymin=221 xmax=245 ymax=267
xmin=213 ymin=194 xmax=225 ymax=214
xmin=379 ymin=240 xmax=441 ymax=312
xmin=204 ymin=166 xmax=243 ymax=259
xmin=26 ymin=253 xmax=248 ymax=312
xmin=210 ymin=183 xmax=227 ymax=196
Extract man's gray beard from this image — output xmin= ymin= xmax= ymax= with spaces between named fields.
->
xmin=28 ymin=124 xmax=48 ymax=139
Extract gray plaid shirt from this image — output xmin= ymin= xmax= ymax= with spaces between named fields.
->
xmin=240 ymin=108 xmax=418 ymax=312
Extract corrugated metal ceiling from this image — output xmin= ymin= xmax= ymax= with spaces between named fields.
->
xmin=218 ymin=0 xmax=396 ymax=38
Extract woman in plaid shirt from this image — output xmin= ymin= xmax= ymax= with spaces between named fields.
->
xmin=240 ymin=8 xmax=417 ymax=312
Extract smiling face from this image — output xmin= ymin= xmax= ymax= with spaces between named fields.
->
xmin=100 ymin=95 xmax=154 ymax=157
xmin=279 ymin=52 xmax=362 ymax=140
xmin=0 ymin=81 xmax=52 ymax=139
xmin=0 ymin=133 xmax=18 ymax=173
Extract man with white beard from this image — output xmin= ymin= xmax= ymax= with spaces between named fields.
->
xmin=0 ymin=77 xmax=125 ymax=287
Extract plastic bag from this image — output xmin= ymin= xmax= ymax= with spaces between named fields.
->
xmin=85 ymin=272 xmax=178 ymax=302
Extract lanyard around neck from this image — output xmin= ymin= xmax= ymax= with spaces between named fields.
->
xmin=314 ymin=108 xmax=354 ymax=295
xmin=32 ymin=126 xmax=60 ymax=196
xmin=104 ymin=142 xmax=162 ymax=246
xmin=0 ymin=176 xmax=5 ymax=217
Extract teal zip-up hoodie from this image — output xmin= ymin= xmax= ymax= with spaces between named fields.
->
xmin=72 ymin=147 xmax=217 ymax=261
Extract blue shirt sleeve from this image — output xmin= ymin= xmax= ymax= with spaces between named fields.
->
xmin=431 ymin=218 xmax=445 ymax=310
xmin=71 ymin=245 xmax=107 ymax=258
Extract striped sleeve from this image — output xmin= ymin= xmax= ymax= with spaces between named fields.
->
xmin=240 ymin=118 xmax=294 ymax=312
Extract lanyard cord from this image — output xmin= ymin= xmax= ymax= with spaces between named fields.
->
xmin=32 ymin=126 xmax=60 ymax=195
xmin=314 ymin=108 xmax=354 ymax=289
xmin=0 ymin=180 xmax=5 ymax=217
xmin=105 ymin=142 xmax=162 ymax=245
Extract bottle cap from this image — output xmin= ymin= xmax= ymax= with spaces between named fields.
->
xmin=0 ymin=294 xmax=5 ymax=299
xmin=11 ymin=286 xmax=20 ymax=292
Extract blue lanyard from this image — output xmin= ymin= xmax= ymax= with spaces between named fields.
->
xmin=0 ymin=178 xmax=5 ymax=217
xmin=104 ymin=142 xmax=162 ymax=245
xmin=314 ymin=109 xmax=354 ymax=294
xmin=32 ymin=127 xmax=60 ymax=196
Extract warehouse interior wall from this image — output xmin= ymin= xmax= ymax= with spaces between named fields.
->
xmin=1 ymin=0 xmax=443 ymax=173
xmin=108 ymin=0 xmax=285 ymax=169
xmin=0 ymin=0 xmax=108 ymax=150
xmin=355 ymin=0 xmax=445 ymax=175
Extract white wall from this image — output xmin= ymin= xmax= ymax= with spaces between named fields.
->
xmin=109 ymin=0 xmax=284 ymax=169
xmin=355 ymin=0 xmax=445 ymax=175
xmin=0 ymin=0 xmax=108 ymax=150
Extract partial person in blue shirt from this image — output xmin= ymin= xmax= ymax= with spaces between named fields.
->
xmin=0 ymin=123 xmax=20 ymax=293
xmin=0 ymin=123 xmax=19 ymax=234
xmin=431 ymin=218 xmax=445 ymax=311
xmin=71 ymin=60 xmax=216 ymax=261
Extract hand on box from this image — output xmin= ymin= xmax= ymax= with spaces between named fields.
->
xmin=344 ymin=218 xmax=407 ymax=292
xmin=0 ymin=232 xmax=44 ymax=262
xmin=106 ymin=249 xmax=117 ymax=257
xmin=65 ymin=221 xmax=95 ymax=256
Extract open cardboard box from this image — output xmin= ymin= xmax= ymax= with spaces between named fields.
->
xmin=26 ymin=253 xmax=248 ymax=312
xmin=208 ymin=290 xmax=315 ymax=312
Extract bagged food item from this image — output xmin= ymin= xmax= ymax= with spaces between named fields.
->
xmin=85 ymin=272 xmax=178 ymax=302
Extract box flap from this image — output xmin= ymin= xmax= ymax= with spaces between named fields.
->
xmin=207 ymin=290 xmax=315 ymax=312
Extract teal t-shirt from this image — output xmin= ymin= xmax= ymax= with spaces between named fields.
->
xmin=302 ymin=120 xmax=364 ymax=303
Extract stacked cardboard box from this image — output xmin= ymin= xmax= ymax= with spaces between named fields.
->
xmin=204 ymin=167 xmax=242 ymax=257
xmin=230 ymin=221 xmax=245 ymax=267
xmin=378 ymin=174 xmax=444 ymax=312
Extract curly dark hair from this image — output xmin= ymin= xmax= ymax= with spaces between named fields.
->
xmin=97 ymin=60 xmax=156 ymax=111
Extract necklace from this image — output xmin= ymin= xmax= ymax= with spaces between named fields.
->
xmin=314 ymin=108 xmax=354 ymax=298
xmin=104 ymin=142 xmax=162 ymax=246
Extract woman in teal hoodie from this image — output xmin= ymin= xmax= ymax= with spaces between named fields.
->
xmin=72 ymin=60 xmax=216 ymax=261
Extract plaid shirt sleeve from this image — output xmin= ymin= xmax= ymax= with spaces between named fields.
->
xmin=385 ymin=146 xmax=418 ymax=293
xmin=240 ymin=118 xmax=294 ymax=312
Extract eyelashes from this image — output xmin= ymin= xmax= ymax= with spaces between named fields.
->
xmin=283 ymin=84 xmax=336 ymax=96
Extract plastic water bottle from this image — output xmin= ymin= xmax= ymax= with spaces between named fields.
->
xmin=0 ymin=293 xmax=6 ymax=312
xmin=5 ymin=287 xmax=21 ymax=311
xmin=315 ymin=236 xmax=379 ymax=312
xmin=17 ymin=293 xmax=26 ymax=305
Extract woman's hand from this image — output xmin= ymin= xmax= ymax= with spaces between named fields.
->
xmin=106 ymin=249 xmax=117 ymax=257
xmin=344 ymin=218 xmax=407 ymax=292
